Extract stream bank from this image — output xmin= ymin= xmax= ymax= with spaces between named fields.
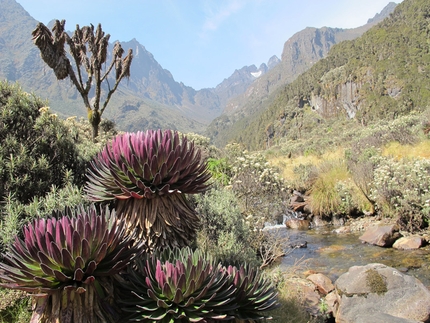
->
xmin=280 ymin=226 xmax=430 ymax=286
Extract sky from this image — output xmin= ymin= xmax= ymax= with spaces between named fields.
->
xmin=16 ymin=0 xmax=401 ymax=90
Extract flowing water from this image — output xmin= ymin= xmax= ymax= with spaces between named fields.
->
xmin=278 ymin=227 xmax=430 ymax=286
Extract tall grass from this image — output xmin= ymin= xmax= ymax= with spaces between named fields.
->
xmin=383 ymin=139 xmax=430 ymax=159
xmin=309 ymin=160 xmax=350 ymax=216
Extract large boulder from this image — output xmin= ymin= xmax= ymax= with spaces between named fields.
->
xmin=355 ymin=313 xmax=421 ymax=323
xmin=392 ymin=236 xmax=424 ymax=250
xmin=333 ymin=263 xmax=430 ymax=323
xmin=359 ymin=224 xmax=402 ymax=247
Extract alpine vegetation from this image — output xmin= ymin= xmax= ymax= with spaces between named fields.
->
xmin=118 ymin=247 xmax=278 ymax=322
xmin=85 ymin=130 xmax=211 ymax=251
xmin=0 ymin=205 xmax=143 ymax=323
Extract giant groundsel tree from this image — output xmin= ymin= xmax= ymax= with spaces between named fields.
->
xmin=32 ymin=20 xmax=132 ymax=141
xmin=85 ymin=130 xmax=212 ymax=251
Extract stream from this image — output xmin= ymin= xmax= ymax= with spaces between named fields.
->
xmin=278 ymin=227 xmax=430 ymax=286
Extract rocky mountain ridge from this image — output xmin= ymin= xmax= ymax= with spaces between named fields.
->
xmin=0 ymin=0 xmax=397 ymax=138
xmin=206 ymin=2 xmax=398 ymax=147
xmin=0 ymin=0 xmax=283 ymax=134
xmin=226 ymin=0 xmax=430 ymax=150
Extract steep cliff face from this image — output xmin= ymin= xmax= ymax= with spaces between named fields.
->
xmin=310 ymin=65 xmax=403 ymax=120
xmin=310 ymin=82 xmax=363 ymax=119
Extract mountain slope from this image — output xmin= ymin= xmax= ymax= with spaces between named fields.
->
xmin=206 ymin=2 xmax=397 ymax=147
xmin=229 ymin=0 xmax=429 ymax=150
xmin=0 ymin=0 xmax=220 ymax=133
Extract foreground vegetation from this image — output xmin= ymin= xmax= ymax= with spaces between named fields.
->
xmin=0 ymin=82 xmax=284 ymax=322
xmin=2 ymin=80 xmax=430 ymax=322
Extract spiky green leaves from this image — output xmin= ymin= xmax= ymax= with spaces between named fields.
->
xmin=226 ymin=265 xmax=279 ymax=321
xmin=0 ymin=205 xmax=142 ymax=294
xmin=85 ymin=130 xmax=211 ymax=201
xmin=119 ymin=247 xmax=278 ymax=322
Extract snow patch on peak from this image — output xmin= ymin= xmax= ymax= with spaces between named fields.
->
xmin=251 ymin=71 xmax=262 ymax=78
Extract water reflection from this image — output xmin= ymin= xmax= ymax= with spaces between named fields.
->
xmin=279 ymin=227 xmax=430 ymax=286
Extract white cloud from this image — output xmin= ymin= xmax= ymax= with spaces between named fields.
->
xmin=201 ymin=0 xmax=244 ymax=33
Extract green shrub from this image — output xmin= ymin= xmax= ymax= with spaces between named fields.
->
xmin=194 ymin=187 xmax=260 ymax=267
xmin=0 ymin=82 xmax=87 ymax=204
xmin=207 ymin=157 xmax=232 ymax=185
xmin=0 ymin=182 xmax=86 ymax=250
xmin=0 ymin=289 xmax=30 ymax=323
xmin=63 ymin=116 xmax=119 ymax=162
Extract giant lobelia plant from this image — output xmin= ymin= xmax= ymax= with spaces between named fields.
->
xmin=84 ymin=130 xmax=211 ymax=251
xmin=118 ymin=247 xmax=278 ymax=322
xmin=0 ymin=205 xmax=142 ymax=323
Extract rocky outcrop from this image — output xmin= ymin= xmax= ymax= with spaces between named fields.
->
xmin=392 ymin=236 xmax=425 ymax=250
xmin=359 ymin=224 xmax=402 ymax=247
xmin=333 ymin=263 xmax=430 ymax=322
xmin=310 ymin=81 xmax=362 ymax=119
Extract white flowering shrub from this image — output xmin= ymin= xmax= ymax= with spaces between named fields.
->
xmin=335 ymin=180 xmax=372 ymax=216
xmin=63 ymin=116 xmax=119 ymax=162
xmin=181 ymin=132 xmax=220 ymax=160
xmin=230 ymin=151 xmax=289 ymax=228
xmin=370 ymin=157 xmax=430 ymax=231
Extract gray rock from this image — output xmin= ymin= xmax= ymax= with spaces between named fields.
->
xmin=285 ymin=219 xmax=310 ymax=230
xmin=307 ymin=273 xmax=334 ymax=295
xmin=355 ymin=313 xmax=421 ymax=323
xmin=359 ymin=224 xmax=402 ymax=247
xmin=392 ymin=236 xmax=424 ymax=250
xmin=334 ymin=263 xmax=430 ymax=322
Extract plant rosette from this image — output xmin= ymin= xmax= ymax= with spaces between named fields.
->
xmin=0 ymin=205 xmax=143 ymax=323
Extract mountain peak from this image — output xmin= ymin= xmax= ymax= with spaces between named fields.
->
xmin=268 ymin=55 xmax=281 ymax=70
xmin=367 ymin=2 xmax=398 ymax=24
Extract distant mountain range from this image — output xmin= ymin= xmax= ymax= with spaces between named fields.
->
xmin=206 ymin=2 xmax=397 ymax=146
xmin=0 ymin=0 xmax=396 ymax=139
xmin=218 ymin=0 xmax=430 ymax=151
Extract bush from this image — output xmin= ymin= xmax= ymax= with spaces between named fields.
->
xmin=206 ymin=157 xmax=232 ymax=185
xmin=194 ymin=187 xmax=260 ymax=267
xmin=0 ymin=289 xmax=30 ymax=323
xmin=63 ymin=116 xmax=119 ymax=162
xmin=0 ymin=182 xmax=87 ymax=250
xmin=230 ymin=151 xmax=289 ymax=227
xmin=0 ymin=82 xmax=86 ymax=204
xmin=370 ymin=157 xmax=430 ymax=231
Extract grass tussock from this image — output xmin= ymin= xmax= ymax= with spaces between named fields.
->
xmin=383 ymin=139 xmax=430 ymax=159
xmin=309 ymin=160 xmax=350 ymax=216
